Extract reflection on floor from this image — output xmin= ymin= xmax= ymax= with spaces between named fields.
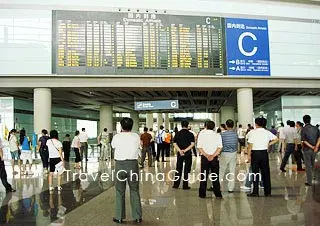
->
xmin=1 ymin=153 xmax=320 ymax=226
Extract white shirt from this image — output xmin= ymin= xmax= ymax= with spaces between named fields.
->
xmin=155 ymin=129 xmax=165 ymax=144
xmin=237 ymin=128 xmax=245 ymax=139
xmin=71 ymin=136 xmax=80 ymax=148
xmin=284 ymin=127 xmax=297 ymax=144
xmin=248 ymin=128 xmax=277 ymax=150
xmin=111 ymin=132 xmax=140 ymax=160
xmin=197 ymin=130 xmax=223 ymax=155
xmin=278 ymin=126 xmax=285 ymax=139
xmin=46 ymin=139 xmax=62 ymax=158
xmin=79 ymin=131 xmax=88 ymax=142
xmin=9 ymin=135 xmax=18 ymax=152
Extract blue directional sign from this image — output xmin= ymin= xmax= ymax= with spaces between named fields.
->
xmin=225 ymin=18 xmax=270 ymax=76
xmin=134 ymin=100 xmax=179 ymax=111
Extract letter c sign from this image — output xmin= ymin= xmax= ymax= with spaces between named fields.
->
xmin=238 ymin=32 xmax=258 ymax=57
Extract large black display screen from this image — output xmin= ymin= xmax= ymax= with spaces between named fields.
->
xmin=52 ymin=10 xmax=225 ymax=75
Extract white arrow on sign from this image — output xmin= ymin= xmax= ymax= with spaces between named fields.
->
xmin=229 ymin=60 xmax=235 ymax=64
xmin=229 ymin=67 xmax=235 ymax=70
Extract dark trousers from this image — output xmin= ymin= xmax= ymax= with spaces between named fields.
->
xmin=173 ymin=153 xmax=192 ymax=188
xmin=80 ymin=142 xmax=88 ymax=160
xmin=150 ymin=141 xmax=156 ymax=157
xmin=141 ymin=146 xmax=152 ymax=167
xmin=64 ymin=147 xmax=71 ymax=162
xmin=295 ymin=144 xmax=304 ymax=170
xmin=0 ymin=159 xmax=12 ymax=191
xmin=199 ymin=156 xmax=222 ymax=198
xmin=156 ymin=143 xmax=165 ymax=162
xmin=164 ymin=142 xmax=170 ymax=157
xmin=73 ymin=148 xmax=81 ymax=163
xmin=251 ymin=150 xmax=271 ymax=195
xmin=39 ymin=148 xmax=49 ymax=169
xmin=280 ymin=143 xmax=295 ymax=170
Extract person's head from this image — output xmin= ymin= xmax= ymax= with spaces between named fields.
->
xmin=104 ymin=128 xmax=108 ymax=132
xmin=66 ymin=134 xmax=70 ymax=137
xmin=280 ymin=122 xmax=284 ymax=127
xmin=286 ymin=120 xmax=291 ymax=126
xmin=239 ymin=124 xmax=242 ymax=128
xmin=289 ymin=121 xmax=295 ymax=127
xmin=217 ymin=128 xmax=221 ymax=133
xmin=41 ymin=129 xmax=48 ymax=136
xmin=220 ymin=124 xmax=227 ymax=131
xmin=50 ymin=130 xmax=59 ymax=139
xmin=149 ymin=128 xmax=153 ymax=132
xmin=159 ymin=125 xmax=164 ymax=130
xmin=271 ymin=125 xmax=275 ymax=129
xmin=181 ymin=120 xmax=189 ymax=129
xmin=206 ymin=121 xmax=215 ymax=130
xmin=204 ymin=120 xmax=210 ymax=129
xmin=75 ymin=130 xmax=80 ymax=136
xmin=165 ymin=129 xmax=169 ymax=133
xmin=8 ymin=129 xmax=17 ymax=141
xmin=19 ymin=129 xmax=26 ymax=145
xmin=296 ymin=121 xmax=304 ymax=128
xmin=226 ymin=119 xmax=234 ymax=129
xmin=144 ymin=127 xmax=148 ymax=132
xmin=255 ymin=117 xmax=267 ymax=128
xmin=247 ymin=124 xmax=251 ymax=128
xmin=303 ymin=115 xmax=311 ymax=124
xmin=120 ymin=117 xmax=133 ymax=131
xmin=82 ymin=128 xmax=85 ymax=132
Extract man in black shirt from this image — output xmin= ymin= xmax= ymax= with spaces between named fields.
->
xmin=172 ymin=121 xmax=195 ymax=190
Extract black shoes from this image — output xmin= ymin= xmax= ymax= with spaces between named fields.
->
xmin=135 ymin=219 xmax=142 ymax=223
xmin=183 ymin=186 xmax=191 ymax=190
xmin=280 ymin=168 xmax=286 ymax=172
xmin=112 ymin=218 xmax=123 ymax=224
xmin=305 ymin=183 xmax=312 ymax=186
xmin=6 ymin=189 xmax=16 ymax=193
xmin=247 ymin=193 xmax=259 ymax=197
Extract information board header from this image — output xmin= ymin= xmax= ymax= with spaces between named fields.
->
xmin=134 ymin=100 xmax=179 ymax=111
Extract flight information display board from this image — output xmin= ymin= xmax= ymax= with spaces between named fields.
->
xmin=52 ymin=10 xmax=225 ymax=75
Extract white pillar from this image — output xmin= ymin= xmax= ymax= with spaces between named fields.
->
xmin=131 ymin=111 xmax=139 ymax=133
xmin=146 ymin=113 xmax=153 ymax=129
xmin=220 ymin=106 xmax=235 ymax=125
xmin=157 ymin=113 xmax=163 ymax=130
xmin=100 ymin=105 xmax=113 ymax=133
xmin=164 ymin=113 xmax=170 ymax=130
xmin=237 ymin=88 xmax=253 ymax=129
xmin=209 ymin=113 xmax=220 ymax=128
xmin=34 ymin=88 xmax=51 ymax=134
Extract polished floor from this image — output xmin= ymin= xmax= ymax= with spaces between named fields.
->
xmin=1 ymin=152 xmax=320 ymax=226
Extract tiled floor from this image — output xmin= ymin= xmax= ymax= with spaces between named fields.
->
xmin=1 ymin=153 xmax=320 ymax=226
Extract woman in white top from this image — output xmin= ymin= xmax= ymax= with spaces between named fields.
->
xmin=46 ymin=130 xmax=64 ymax=191
xmin=71 ymin=130 xmax=81 ymax=169
xmin=8 ymin=129 xmax=21 ymax=174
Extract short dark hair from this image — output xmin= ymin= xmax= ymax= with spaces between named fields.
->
xmin=289 ymin=121 xmax=295 ymax=127
xmin=149 ymin=128 xmax=153 ymax=131
xmin=50 ymin=130 xmax=59 ymax=139
xmin=82 ymin=128 xmax=85 ymax=131
xmin=303 ymin=115 xmax=311 ymax=124
xmin=181 ymin=120 xmax=189 ymax=128
xmin=66 ymin=134 xmax=70 ymax=137
xmin=144 ymin=127 xmax=148 ymax=132
xmin=239 ymin=124 xmax=242 ymax=128
xmin=120 ymin=117 xmax=133 ymax=131
xmin=226 ymin=119 xmax=234 ymax=128
xmin=41 ymin=129 xmax=48 ymax=135
xmin=160 ymin=125 xmax=164 ymax=130
xmin=220 ymin=124 xmax=227 ymax=130
xmin=296 ymin=121 xmax=304 ymax=127
xmin=271 ymin=125 xmax=275 ymax=129
xmin=286 ymin=120 xmax=291 ymax=125
xmin=255 ymin=117 xmax=267 ymax=127
xmin=104 ymin=128 xmax=108 ymax=132
xmin=206 ymin=121 xmax=215 ymax=130
xmin=75 ymin=130 xmax=80 ymax=136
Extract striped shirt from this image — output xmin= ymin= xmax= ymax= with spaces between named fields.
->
xmin=221 ymin=130 xmax=238 ymax=153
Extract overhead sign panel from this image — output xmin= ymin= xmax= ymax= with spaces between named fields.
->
xmin=134 ymin=100 xmax=179 ymax=111
xmin=225 ymin=18 xmax=270 ymax=76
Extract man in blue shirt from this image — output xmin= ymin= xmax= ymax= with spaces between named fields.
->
xmin=219 ymin=119 xmax=238 ymax=193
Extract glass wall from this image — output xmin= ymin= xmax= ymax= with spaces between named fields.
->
xmin=0 ymin=97 xmax=14 ymax=140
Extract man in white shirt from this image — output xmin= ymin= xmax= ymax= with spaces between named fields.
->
xmin=79 ymin=128 xmax=89 ymax=161
xmin=237 ymin=124 xmax=245 ymax=153
xmin=155 ymin=125 xmax=166 ymax=162
xmin=280 ymin=121 xmax=298 ymax=172
xmin=277 ymin=122 xmax=285 ymax=154
xmin=247 ymin=117 xmax=278 ymax=197
xmin=111 ymin=117 xmax=142 ymax=224
xmin=197 ymin=120 xmax=223 ymax=199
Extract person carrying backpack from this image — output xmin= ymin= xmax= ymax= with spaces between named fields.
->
xmin=38 ymin=129 xmax=49 ymax=174
xmin=156 ymin=126 xmax=165 ymax=162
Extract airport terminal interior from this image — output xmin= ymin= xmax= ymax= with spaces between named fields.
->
xmin=0 ymin=0 xmax=320 ymax=225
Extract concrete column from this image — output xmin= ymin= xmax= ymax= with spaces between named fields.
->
xmin=157 ymin=113 xmax=163 ymax=130
xmin=131 ymin=111 xmax=139 ymax=133
xmin=237 ymin=88 xmax=254 ymax=129
xmin=100 ymin=105 xmax=113 ymax=133
xmin=210 ymin=113 xmax=220 ymax=128
xmin=164 ymin=113 xmax=170 ymax=130
xmin=146 ymin=113 xmax=153 ymax=129
xmin=220 ymin=106 xmax=235 ymax=125
xmin=34 ymin=88 xmax=51 ymax=134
